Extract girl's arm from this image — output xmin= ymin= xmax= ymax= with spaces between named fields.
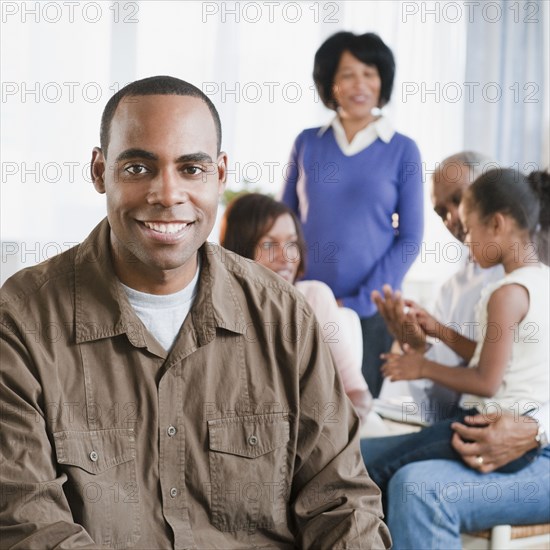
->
xmin=414 ymin=306 xmax=477 ymax=362
xmin=383 ymin=284 xmax=529 ymax=397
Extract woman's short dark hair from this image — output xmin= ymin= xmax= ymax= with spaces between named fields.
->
xmin=220 ymin=193 xmax=306 ymax=281
xmin=313 ymin=31 xmax=395 ymax=110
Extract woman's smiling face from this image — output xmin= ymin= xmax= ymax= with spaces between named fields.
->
xmin=332 ymin=50 xmax=382 ymax=123
xmin=254 ymin=213 xmax=301 ymax=283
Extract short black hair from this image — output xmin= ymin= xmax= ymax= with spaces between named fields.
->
xmin=100 ymin=75 xmax=222 ymax=156
xmin=220 ymin=193 xmax=306 ymax=281
xmin=464 ymin=168 xmax=550 ymax=236
xmin=313 ymin=31 xmax=395 ymax=110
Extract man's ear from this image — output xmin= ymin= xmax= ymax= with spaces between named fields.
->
xmin=217 ymin=152 xmax=228 ymax=195
xmin=492 ymin=212 xmax=506 ymax=234
xmin=91 ymin=147 xmax=106 ymax=194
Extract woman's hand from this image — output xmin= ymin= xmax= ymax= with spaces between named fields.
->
xmin=381 ymin=344 xmax=426 ymax=381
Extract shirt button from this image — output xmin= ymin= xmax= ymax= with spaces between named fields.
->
xmin=167 ymin=425 xmax=177 ymax=437
xmin=89 ymin=450 xmax=99 ymax=462
xmin=170 ymin=487 xmax=178 ymax=498
xmin=248 ymin=435 xmax=258 ymax=446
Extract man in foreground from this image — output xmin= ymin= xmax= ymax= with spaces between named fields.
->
xmin=0 ymin=76 xmax=390 ymax=549
xmin=368 ymin=152 xmax=550 ymax=548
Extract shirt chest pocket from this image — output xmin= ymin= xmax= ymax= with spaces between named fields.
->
xmin=207 ymin=413 xmax=291 ymax=532
xmin=53 ymin=429 xmax=140 ymax=548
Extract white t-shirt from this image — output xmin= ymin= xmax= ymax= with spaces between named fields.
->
xmin=120 ymin=265 xmax=200 ymax=352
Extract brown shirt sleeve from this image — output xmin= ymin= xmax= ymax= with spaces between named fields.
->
xmin=0 ymin=312 xmax=98 ymax=549
xmin=289 ymin=310 xmax=392 ymax=549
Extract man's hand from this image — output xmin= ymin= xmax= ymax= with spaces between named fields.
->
xmin=451 ymin=412 xmax=539 ymax=473
xmin=371 ymin=285 xmax=426 ymax=352
xmin=381 ymin=344 xmax=426 ymax=381
xmin=413 ymin=306 xmax=440 ymax=339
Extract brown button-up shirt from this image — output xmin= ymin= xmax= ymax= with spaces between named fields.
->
xmin=1 ymin=219 xmax=390 ymax=549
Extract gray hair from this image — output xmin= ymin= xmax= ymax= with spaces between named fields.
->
xmin=438 ymin=151 xmax=495 ymax=184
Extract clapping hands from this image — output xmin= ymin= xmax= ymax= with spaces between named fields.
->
xmin=371 ymin=284 xmax=440 ymax=351
xmin=381 ymin=344 xmax=426 ymax=381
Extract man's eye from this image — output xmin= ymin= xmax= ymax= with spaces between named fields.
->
xmin=124 ymin=164 xmax=148 ymax=175
xmin=183 ymin=166 xmax=205 ymax=175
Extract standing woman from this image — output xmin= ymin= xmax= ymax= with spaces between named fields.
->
xmin=280 ymin=32 xmax=423 ymax=397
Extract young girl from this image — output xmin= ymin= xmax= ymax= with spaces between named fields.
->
xmin=365 ymin=168 xmax=549 ymax=492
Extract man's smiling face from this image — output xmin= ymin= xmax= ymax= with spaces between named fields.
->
xmin=431 ymin=162 xmax=471 ymax=242
xmin=92 ymin=94 xmax=226 ymax=293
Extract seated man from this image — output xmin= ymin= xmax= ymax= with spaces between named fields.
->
xmin=375 ymin=151 xmax=503 ymax=421
xmin=0 ymin=76 xmax=391 ymax=549
xmin=364 ymin=152 xmax=550 ymax=548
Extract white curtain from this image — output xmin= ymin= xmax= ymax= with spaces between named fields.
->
xmin=463 ymin=0 xmax=548 ymax=169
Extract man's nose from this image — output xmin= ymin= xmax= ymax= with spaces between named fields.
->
xmin=147 ymin=170 xmax=187 ymax=207
xmin=446 ymin=206 xmax=459 ymax=228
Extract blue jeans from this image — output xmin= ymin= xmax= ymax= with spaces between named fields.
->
xmin=382 ymin=448 xmax=550 ymax=549
xmin=362 ymin=409 xmax=541 ymax=495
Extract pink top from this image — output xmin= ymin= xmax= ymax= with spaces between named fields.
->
xmin=296 ymin=280 xmax=371 ymax=421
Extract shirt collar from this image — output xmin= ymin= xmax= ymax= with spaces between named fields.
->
xmin=74 ymin=218 xmax=135 ymax=344
xmin=317 ymin=115 xmax=395 ymax=155
xmin=189 ymin=243 xmax=250 ymax=343
xmin=74 ymin=220 xmax=248 ymax=350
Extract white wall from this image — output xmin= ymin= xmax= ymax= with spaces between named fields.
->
xmin=2 ymin=1 xmax=548 ymax=298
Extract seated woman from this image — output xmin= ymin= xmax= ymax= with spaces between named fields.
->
xmin=220 ymin=193 xmax=372 ymax=422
